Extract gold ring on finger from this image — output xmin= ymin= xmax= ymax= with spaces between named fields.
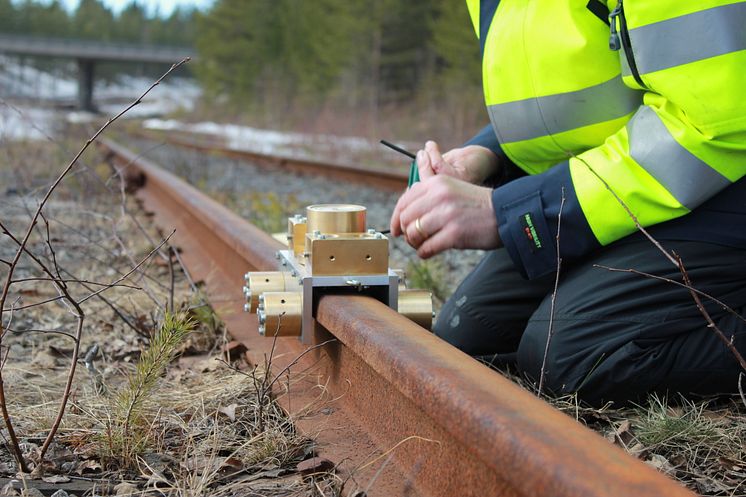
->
xmin=415 ymin=217 xmax=427 ymax=238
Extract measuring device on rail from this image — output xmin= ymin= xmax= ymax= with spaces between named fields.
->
xmin=242 ymin=204 xmax=433 ymax=342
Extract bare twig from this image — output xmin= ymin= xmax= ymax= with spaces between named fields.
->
xmin=0 ymin=58 xmax=190 ymax=471
xmin=594 ymin=264 xmax=746 ymax=326
xmin=0 ymin=56 xmax=191 ymax=327
xmin=573 ymin=154 xmax=746 ymax=374
xmin=675 ymin=254 xmax=746 ymax=372
xmin=167 ymin=245 xmax=175 ymax=315
xmin=538 ymin=187 xmax=565 ymax=396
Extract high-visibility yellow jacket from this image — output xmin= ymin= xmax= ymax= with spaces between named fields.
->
xmin=466 ymin=0 xmax=746 ymax=278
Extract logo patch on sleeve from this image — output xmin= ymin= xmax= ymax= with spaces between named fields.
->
xmin=520 ymin=213 xmax=543 ymax=251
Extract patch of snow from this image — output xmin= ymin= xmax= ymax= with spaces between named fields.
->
xmin=0 ymin=103 xmax=59 ymax=141
xmin=142 ymin=118 xmax=378 ymax=161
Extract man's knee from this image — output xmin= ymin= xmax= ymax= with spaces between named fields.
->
xmin=433 ymin=292 xmax=502 ymax=355
xmin=516 ymin=320 xmax=574 ymax=395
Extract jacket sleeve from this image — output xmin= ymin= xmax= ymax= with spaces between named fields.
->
xmin=494 ymin=2 xmax=746 ymax=279
xmin=464 ymin=124 xmax=526 ymax=188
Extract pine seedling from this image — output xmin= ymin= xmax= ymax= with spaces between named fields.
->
xmin=111 ymin=312 xmax=195 ymax=465
xmin=407 ymin=258 xmax=448 ymax=303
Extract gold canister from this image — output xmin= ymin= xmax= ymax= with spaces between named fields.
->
xmin=244 ymin=271 xmax=296 ymax=313
xmin=398 ymin=289 xmax=434 ymax=330
xmin=306 ymin=204 xmax=366 ymax=235
xmin=258 ymin=292 xmax=303 ymax=337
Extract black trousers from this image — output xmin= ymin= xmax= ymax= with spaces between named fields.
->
xmin=433 ymin=237 xmax=746 ymax=406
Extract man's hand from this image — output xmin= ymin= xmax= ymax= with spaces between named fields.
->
xmin=390 ymin=174 xmax=502 ymax=259
xmin=415 ymin=141 xmax=499 ymax=185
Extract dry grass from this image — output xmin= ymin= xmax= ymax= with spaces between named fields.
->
xmin=0 ymin=137 xmax=338 ymax=495
xmin=495 ymin=367 xmax=746 ymax=496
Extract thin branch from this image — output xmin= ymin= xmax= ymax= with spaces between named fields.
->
xmin=3 ymin=328 xmax=76 ymax=339
xmin=573 ymin=153 xmax=746 ymax=374
xmin=78 ymin=232 xmax=174 ymax=306
xmin=594 ymin=264 xmax=746 ymax=326
xmin=0 ymin=59 xmax=189 ymax=470
xmin=0 ymin=223 xmax=171 ymax=310
xmin=0 ymin=55 xmax=190 ymax=329
xmin=10 ymin=277 xmax=139 ymax=289
xmin=675 ymin=254 xmax=746 ymax=372
xmin=57 ymin=267 xmax=148 ymax=339
xmin=167 ymin=245 xmax=175 ymax=315
xmin=572 ymin=154 xmax=678 ymax=266
xmin=265 ymin=339 xmax=337 ymax=394
xmin=538 ymin=187 xmax=565 ymax=396
xmin=39 ymin=211 xmax=64 ymax=288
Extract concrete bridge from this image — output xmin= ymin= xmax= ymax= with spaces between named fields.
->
xmin=0 ymin=35 xmax=195 ymax=110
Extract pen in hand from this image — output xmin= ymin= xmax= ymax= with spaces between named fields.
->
xmin=380 ymin=139 xmax=420 ymax=187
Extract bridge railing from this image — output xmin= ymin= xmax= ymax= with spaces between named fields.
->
xmin=0 ymin=35 xmax=195 ymax=64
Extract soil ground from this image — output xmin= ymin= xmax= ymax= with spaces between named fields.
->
xmin=0 ymin=135 xmax=339 ymax=496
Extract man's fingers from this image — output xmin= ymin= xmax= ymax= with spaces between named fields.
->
xmin=389 ymin=190 xmax=409 ymax=236
xmin=417 ymin=149 xmax=435 ymax=180
xmin=417 ymin=224 xmax=455 ymax=259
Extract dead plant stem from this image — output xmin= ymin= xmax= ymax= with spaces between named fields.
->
xmin=538 ymin=187 xmax=565 ymax=396
xmin=573 ymin=154 xmax=746 ymax=373
xmin=0 ymin=58 xmax=189 ymax=471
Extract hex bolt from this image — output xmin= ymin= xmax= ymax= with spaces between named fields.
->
xmin=367 ymin=228 xmax=376 ymax=235
xmin=243 ymin=303 xmax=250 ymax=312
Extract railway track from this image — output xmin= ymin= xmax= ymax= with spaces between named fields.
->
xmin=99 ymin=137 xmax=694 ymax=497
xmin=130 ymin=128 xmax=410 ymax=192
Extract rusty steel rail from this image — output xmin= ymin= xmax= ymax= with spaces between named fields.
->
xmin=129 ymin=128 xmax=410 ymax=192
xmin=99 ymin=137 xmax=695 ymax=497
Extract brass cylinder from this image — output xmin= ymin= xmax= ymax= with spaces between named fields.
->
xmin=258 ymin=292 xmax=303 ymax=337
xmin=398 ymin=289 xmax=434 ymax=330
xmin=306 ymin=204 xmax=366 ymax=234
xmin=244 ymin=271 xmax=296 ymax=313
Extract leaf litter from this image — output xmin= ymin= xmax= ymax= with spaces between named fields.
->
xmin=0 ymin=139 xmax=339 ymax=496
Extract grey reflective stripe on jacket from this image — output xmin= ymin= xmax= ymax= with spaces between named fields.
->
xmin=487 ymin=76 xmax=640 ymax=144
xmin=623 ymin=2 xmax=746 ymax=76
xmin=627 ymin=106 xmax=731 ymax=210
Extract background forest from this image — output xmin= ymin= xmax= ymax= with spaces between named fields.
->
xmin=0 ymin=0 xmax=486 ymax=144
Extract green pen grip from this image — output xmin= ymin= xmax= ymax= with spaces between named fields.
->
xmin=408 ymin=160 xmax=420 ymax=187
